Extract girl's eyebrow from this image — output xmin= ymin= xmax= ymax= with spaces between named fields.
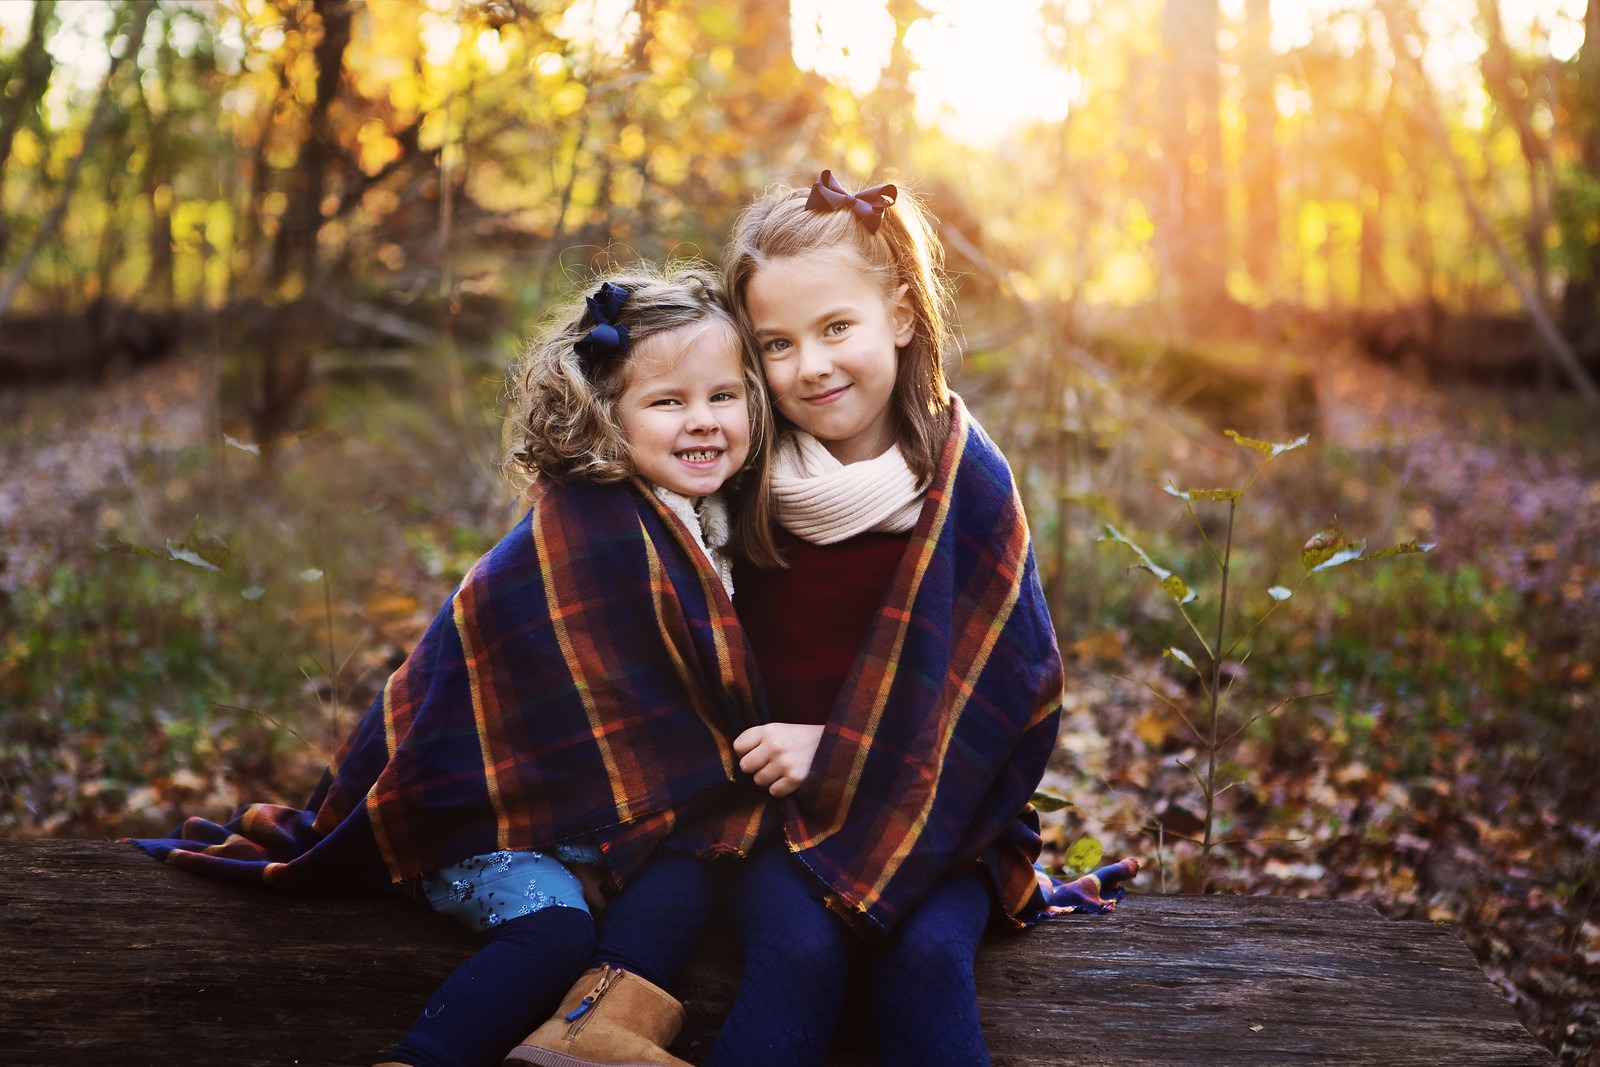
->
xmin=754 ymin=305 xmax=857 ymax=337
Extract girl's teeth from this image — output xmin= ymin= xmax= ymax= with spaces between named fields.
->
xmin=679 ymin=450 xmax=719 ymax=462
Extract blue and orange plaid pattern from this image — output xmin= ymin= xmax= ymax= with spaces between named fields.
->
xmin=130 ymin=477 xmax=767 ymax=889
xmin=786 ymin=396 xmax=1069 ymax=935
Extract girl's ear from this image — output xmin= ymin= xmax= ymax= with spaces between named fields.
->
xmin=890 ymin=283 xmax=916 ymax=347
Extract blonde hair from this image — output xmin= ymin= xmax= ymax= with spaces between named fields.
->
xmin=722 ymin=174 xmax=954 ymax=482
xmin=505 ymin=262 xmax=779 ymax=565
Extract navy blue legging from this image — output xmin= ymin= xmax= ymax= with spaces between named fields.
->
xmin=388 ymin=904 xmax=594 ymax=1067
xmin=706 ymin=846 xmax=993 ymax=1067
xmin=591 ymin=850 xmax=727 ymax=990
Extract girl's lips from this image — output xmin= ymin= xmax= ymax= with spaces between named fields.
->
xmin=802 ymin=385 xmax=849 ymax=405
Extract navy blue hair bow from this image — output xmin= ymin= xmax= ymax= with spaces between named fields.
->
xmin=804 ymin=169 xmax=897 ymax=234
xmin=574 ymin=281 xmax=631 ymax=365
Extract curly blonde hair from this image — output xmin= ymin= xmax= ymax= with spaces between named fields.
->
xmin=505 ymin=262 xmax=779 ymax=564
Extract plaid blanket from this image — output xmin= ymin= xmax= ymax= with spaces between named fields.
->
xmin=129 ymin=477 xmax=766 ymax=889
xmin=788 ymin=395 xmax=1065 ymax=935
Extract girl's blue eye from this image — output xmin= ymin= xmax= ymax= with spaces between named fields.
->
xmin=763 ymin=338 xmax=791 ymax=355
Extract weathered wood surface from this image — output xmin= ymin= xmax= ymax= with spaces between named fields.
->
xmin=0 ymin=839 xmax=1551 ymax=1066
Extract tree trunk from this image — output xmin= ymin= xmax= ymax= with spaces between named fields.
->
xmin=266 ymin=0 xmax=355 ymax=294
xmin=0 ymin=1 xmax=55 ymax=172
xmin=0 ymin=1 xmax=150 ymax=320
xmin=234 ymin=45 xmax=292 ymax=304
xmin=873 ymin=0 xmax=921 ymax=168
xmin=1155 ymin=0 xmax=1228 ymax=330
xmin=1478 ymin=0 xmax=1559 ymax=386
xmin=139 ymin=20 xmax=176 ymax=308
xmin=0 ymin=839 xmax=1557 ymax=1067
xmin=255 ymin=0 xmax=355 ymax=450
xmin=616 ymin=0 xmax=657 ymax=246
xmin=1378 ymin=0 xmax=1600 ymax=409
xmin=1239 ymin=0 xmax=1279 ymax=290
xmin=0 ymin=0 xmax=56 ymax=262
xmin=1561 ymin=0 xmax=1600 ymax=336
xmin=1358 ymin=15 xmax=1392 ymax=309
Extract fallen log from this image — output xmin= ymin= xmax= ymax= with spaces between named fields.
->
xmin=0 ymin=839 xmax=1552 ymax=1066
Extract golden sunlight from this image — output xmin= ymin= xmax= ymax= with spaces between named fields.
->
xmin=904 ymin=0 xmax=1083 ymax=141
xmin=791 ymin=0 xmax=1082 ymax=146
xmin=787 ymin=0 xmax=1592 ymax=145
xmin=0 ymin=0 xmax=1588 ymax=145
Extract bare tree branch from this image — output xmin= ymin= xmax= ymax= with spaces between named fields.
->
xmin=326 ymin=118 xmax=437 ymax=224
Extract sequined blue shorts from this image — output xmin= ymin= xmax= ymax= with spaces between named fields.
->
xmin=420 ymin=845 xmax=597 ymax=933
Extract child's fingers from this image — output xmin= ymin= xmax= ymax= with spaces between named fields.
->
xmin=744 ymin=752 xmax=788 ymax=792
xmin=734 ymin=724 xmax=821 ymax=795
xmin=766 ymin=776 xmax=800 ymax=799
xmin=750 ymin=755 xmax=803 ymax=797
xmin=737 ymin=731 xmax=778 ymax=777
xmin=732 ymin=725 xmax=765 ymax=757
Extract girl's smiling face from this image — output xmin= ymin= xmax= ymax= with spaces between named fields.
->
xmin=616 ymin=321 xmax=751 ymax=500
xmin=743 ymin=248 xmax=914 ymax=465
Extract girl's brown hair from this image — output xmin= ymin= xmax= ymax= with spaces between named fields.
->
xmin=504 ymin=262 xmax=779 ymax=565
xmin=722 ymin=174 xmax=955 ymax=482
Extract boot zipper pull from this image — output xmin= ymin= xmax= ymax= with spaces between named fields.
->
xmin=565 ymin=966 xmax=620 ymax=1034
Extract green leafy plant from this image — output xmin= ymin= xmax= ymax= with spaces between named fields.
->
xmin=1101 ymin=431 xmax=1433 ymax=888
xmin=102 ymin=447 xmax=366 ymax=760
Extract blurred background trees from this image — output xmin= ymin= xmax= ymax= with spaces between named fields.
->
xmin=3 ymin=2 xmax=1599 ymax=1060
xmin=3 ymin=0 xmax=1598 ymax=405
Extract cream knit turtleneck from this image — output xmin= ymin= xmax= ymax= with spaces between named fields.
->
xmin=769 ymin=432 xmax=925 ymax=544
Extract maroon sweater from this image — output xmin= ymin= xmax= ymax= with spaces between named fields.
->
xmin=734 ymin=527 xmax=912 ymax=726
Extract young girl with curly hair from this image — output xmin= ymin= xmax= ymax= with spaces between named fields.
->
xmin=131 ymin=263 xmax=780 ymax=1067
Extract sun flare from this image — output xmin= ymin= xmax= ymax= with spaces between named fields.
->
xmin=790 ymin=0 xmax=1083 ymax=146
xmin=786 ymin=0 xmax=1593 ymax=146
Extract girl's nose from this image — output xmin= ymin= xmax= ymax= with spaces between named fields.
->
xmin=797 ymin=342 xmax=833 ymax=381
xmin=685 ymin=400 xmax=719 ymax=432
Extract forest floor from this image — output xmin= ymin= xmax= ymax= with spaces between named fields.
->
xmin=1039 ymin=354 xmax=1600 ymax=1066
xmin=0 ymin=346 xmax=1596 ymax=1064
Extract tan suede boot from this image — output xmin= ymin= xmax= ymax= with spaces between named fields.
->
xmin=502 ymin=964 xmax=691 ymax=1067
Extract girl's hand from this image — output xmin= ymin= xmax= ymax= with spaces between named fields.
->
xmin=733 ymin=723 xmax=824 ymax=798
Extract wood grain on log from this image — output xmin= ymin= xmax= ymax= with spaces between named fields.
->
xmin=0 ymin=839 xmax=1551 ymax=1066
